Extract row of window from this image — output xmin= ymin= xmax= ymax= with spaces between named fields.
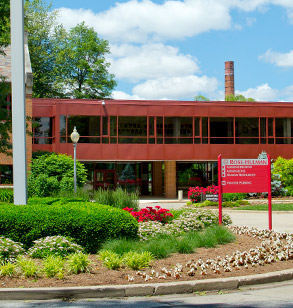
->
xmin=33 ymin=116 xmax=293 ymax=145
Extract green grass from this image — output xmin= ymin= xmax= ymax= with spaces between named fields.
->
xmin=99 ymin=225 xmax=236 ymax=259
xmin=234 ymin=203 xmax=293 ymax=211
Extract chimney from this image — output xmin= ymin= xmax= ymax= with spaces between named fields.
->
xmin=225 ymin=61 xmax=234 ymax=98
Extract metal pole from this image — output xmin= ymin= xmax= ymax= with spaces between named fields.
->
xmin=10 ymin=0 xmax=27 ymax=204
xmin=73 ymin=143 xmax=77 ymax=193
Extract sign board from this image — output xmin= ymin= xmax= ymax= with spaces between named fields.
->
xmin=218 ymin=155 xmax=272 ymax=230
xmin=206 ymin=194 xmax=219 ymax=202
xmin=221 ymin=159 xmax=269 ymax=193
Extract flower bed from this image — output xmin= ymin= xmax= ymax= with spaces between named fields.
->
xmin=188 ymin=185 xmax=219 ymax=203
xmin=123 ymin=206 xmax=173 ymax=223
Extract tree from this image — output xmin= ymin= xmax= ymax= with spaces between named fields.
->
xmin=0 ymin=2 xmax=10 ymax=56
xmin=54 ymin=22 xmax=117 ymax=99
xmin=194 ymin=95 xmax=210 ymax=102
xmin=24 ymin=0 xmax=61 ymax=98
xmin=225 ymin=94 xmax=255 ymax=102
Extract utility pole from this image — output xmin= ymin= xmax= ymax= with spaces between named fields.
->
xmin=10 ymin=0 xmax=27 ymax=204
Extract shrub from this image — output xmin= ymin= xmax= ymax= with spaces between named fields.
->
xmin=123 ymin=251 xmax=153 ymax=270
xmin=272 ymin=157 xmax=293 ymax=196
xmin=27 ymin=236 xmax=84 ymax=259
xmin=0 ymin=189 xmax=13 ymax=203
xmin=0 ymin=262 xmax=16 ymax=277
xmin=0 ymin=237 xmax=25 ymax=263
xmin=94 ymin=188 xmax=139 ymax=211
xmin=123 ymin=206 xmax=173 ymax=223
xmin=0 ymin=202 xmax=138 ymax=253
xmin=223 ymin=193 xmax=247 ymax=201
xmin=188 ymin=185 xmax=218 ymax=203
xmin=59 ymin=177 xmax=74 ymax=193
xmin=28 ymin=153 xmax=87 ymax=197
xmin=16 ymin=256 xmax=38 ymax=278
xmin=100 ymin=251 xmax=123 ymax=270
xmin=28 ymin=174 xmax=59 ymax=197
xmin=66 ymin=253 xmax=91 ymax=274
xmin=42 ymin=255 xmax=65 ymax=278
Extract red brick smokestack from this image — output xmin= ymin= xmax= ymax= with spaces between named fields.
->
xmin=225 ymin=61 xmax=234 ymax=98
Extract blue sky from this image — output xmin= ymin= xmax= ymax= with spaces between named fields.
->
xmin=46 ymin=0 xmax=293 ymax=101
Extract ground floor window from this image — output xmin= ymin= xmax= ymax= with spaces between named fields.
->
xmin=82 ymin=162 xmax=152 ymax=195
xmin=0 ymin=165 xmax=13 ymax=184
xmin=177 ymin=162 xmax=218 ymax=196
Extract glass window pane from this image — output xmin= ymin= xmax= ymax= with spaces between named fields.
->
xmin=194 ymin=117 xmax=200 ymax=136
xmin=268 ymin=118 xmax=273 ymax=136
xmin=60 ymin=115 xmax=66 ymax=137
xmin=210 ymin=117 xmax=234 ymax=144
xmin=235 ymin=118 xmax=259 ymax=142
xmin=118 ymin=117 xmax=147 ymax=136
xmin=103 ymin=116 xmax=108 ymax=135
xmin=202 ymin=117 xmax=208 ymax=137
xmin=157 ymin=117 xmax=163 ymax=137
xmin=34 ymin=117 xmax=52 ymax=137
xmin=149 ymin=117 xmax=154 ymax=136
xmin=260 ymin=118 xmax=266 ymax=137
xmin=68 ymin=116 xmax=100 ymax=137
xmin=110 ymin=116 xmax=117 ymax=137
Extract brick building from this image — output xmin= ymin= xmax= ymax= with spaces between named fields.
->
xmin=0 ymin=33 xmax=33 ymax=185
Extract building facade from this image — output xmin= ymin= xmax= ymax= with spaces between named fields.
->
xmin=32 ymin=98 xmax=293 ymax=197
xmin=0 ymin=33 xmax=33 ymax=185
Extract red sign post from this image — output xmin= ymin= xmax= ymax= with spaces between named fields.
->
xmin=218 ymin=155 xmax=272 ymax=229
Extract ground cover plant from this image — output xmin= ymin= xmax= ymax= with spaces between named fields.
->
xmin=234 ymin=203 xmax=293 ymax=211
xmin=0 ymin=189 xmax=13 ymax=203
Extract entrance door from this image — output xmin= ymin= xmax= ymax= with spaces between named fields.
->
xmin=94 ymin=170 xmax=116 ymax=190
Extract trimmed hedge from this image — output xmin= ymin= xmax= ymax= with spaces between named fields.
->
xmin=0 ymin=189 xmax=14 ymax=203
xmin=0 ymin=202 xmax=138 ymax=253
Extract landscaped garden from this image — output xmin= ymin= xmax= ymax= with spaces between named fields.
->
xmin=0 ymin=153 xmax=293 ymax=287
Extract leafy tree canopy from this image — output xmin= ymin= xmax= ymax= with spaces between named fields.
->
xmin=0 ymin=2 xmax=10 ymax=55
xmin=225 ymin=94 xmax=255 ymax=102
xmin=194 ymin=95 xmax=210 ymax=102
xmin=54 ymin=22 xmax=117 ymax=99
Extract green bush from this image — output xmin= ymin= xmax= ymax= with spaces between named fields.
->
xmin=273 ymin=157 xmax=293 ymax=196
xmin=28 ymin=153 xmax=87 ymax=197
xmin=0 ymin=202 xmax=138 ymax=253
xmin=59 ymin=177 xmax=74 ymax=193
xmin=223 ymin=193 xmax=247 ymax=201
xmin=0 ymin=189 xmax=13 ymax=203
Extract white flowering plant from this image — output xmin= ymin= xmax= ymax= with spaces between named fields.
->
xmin=0 ymin=237 xmax=25 ymax=264
xmin=138 ymin=209 xmax=232 ymax=240
xmin=27 ymin=236 xmax=84 ymax=259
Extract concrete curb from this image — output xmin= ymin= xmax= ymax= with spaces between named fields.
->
xmin=1 ymin=269 xmax=293 ymax=300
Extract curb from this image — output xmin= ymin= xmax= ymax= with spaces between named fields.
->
xmin=1 ymin=269 xmax=293 ymax=301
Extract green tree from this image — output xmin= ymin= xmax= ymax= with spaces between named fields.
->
xmin=272 ymin=157 xmax=293 ymax=195
xmin=225 ymin=94 xmax=255 ymax=102
xmin=0 ymin=2 xmax=10 ymax=56
xmin=194 ymin=95 xmax=210 ymax=102
xmin=54 ymin=22 xmax=117 ymax=99
xmin=24 ymin=0 xmax=61 ymax=98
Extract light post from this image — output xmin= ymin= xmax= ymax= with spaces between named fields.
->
xmin=70 ymin=127 xmax=80 ymax=193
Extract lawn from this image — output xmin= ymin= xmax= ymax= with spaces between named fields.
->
xmin=235 ymin=203 xmax=293 ymax=211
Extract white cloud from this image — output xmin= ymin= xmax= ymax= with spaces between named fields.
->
xmin=132 ymin=75 xmax=219 ymax=100
xmin=57 ymin=1 xmax=232 ymax=43
xmin=111 ymin=90 xmax=143 ymax=100
xmin=236 ymin=83 xmax=278 ymax=101
xmin=56 ymin=0 xmax=293 ymax=44
xmin=260 ymin=49 xmax=293 ymax=67
xmin=108 ymin=43 xmax=199 ymax=82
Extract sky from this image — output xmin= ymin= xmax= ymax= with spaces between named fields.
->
xmin=45 ymin=0 xmax=293 ymax=102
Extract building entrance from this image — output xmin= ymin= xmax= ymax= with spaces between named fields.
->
xmin=93 ymin=169 xmax=116 ymax=190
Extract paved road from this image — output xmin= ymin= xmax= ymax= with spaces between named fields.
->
xmin=1 ymin=281 xmax=293 ymax=307
xmin=139 ymin=199 xmax=293 ymax=233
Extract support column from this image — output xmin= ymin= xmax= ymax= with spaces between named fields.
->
xmin=152 ymin=161 xmax=163 ymax=196
xmin=164 ymin=161 xmax=176 ymax=198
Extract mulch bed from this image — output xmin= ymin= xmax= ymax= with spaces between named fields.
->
xmin=1 ymin=233 xmax=293 ymax=289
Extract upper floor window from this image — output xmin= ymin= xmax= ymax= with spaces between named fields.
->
xmin=33 ymin=117 xmax=53 ymax=144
